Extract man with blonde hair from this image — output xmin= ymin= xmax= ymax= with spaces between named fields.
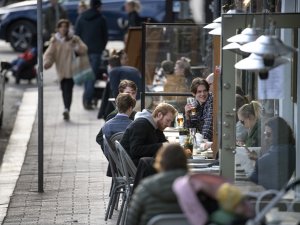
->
xmin=121 ymin=102 xmax=177 ymax=166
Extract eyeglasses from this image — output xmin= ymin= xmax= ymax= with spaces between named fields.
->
xmin=240 ymin=120 xmax=245 ymax=125
xmin=264 ymin=131 xmax=272 ymax=138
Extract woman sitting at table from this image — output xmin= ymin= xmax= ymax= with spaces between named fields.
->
xmin=126 ymin=143 xmax=188 ymax=225
xmin=237 ymin=101 xmax=262 ymax=147
xmin=184 ymin=78 xmax=213 ymax=141
xmin=249 ymin=117 xmax=296 ymax=190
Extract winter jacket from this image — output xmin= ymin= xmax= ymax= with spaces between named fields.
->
xmin=109 ymin=66 xmax=142 ymax=100
xmin=43 ymin=33 xmax=87 ymax=81
xmin=120 ymin=109 xmax=167 ymax=166
xmin=75 ymin=8 xmax=108 ymax=54
xmin=126 ymin=169 xmax=186 ymax=225
xmin=249 ymin=144 xmax=295 ymax=190
xmin=245 ymin=120 xmax=261 ymax=147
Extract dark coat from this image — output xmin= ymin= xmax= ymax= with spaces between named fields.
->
xmin=109 ymin=66 xmax=142 ymax=100
xmin=126 ymin=169 xmax=186 ymax=225
xmin=120 ymin=117 xmax=167 ymax=166
xmin=75 ymin=8 xmax=108 ymax=54
xmin=249 ymin=144 xmax=295 ymax=190
xmin=245 ymin=120 xmax=261 ymax=147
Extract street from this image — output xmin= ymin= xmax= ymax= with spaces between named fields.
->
xmin=0 ymin=40 xmax=124 ymax=165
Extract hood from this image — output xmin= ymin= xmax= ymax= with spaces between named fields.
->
xmin=81 ymin=8 xmax=101 ymax=21
xmin=134 ymin=109 xmax=156 ymax=129
xmin=143 ymin=170 xmax=186 ymax=202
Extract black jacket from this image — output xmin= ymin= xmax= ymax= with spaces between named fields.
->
xmin=75 ymin=8 xmax=108 ymax=54
xmin=120 ymin=110 xmax=167 ymax=166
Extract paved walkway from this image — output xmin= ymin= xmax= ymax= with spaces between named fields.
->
xmin=1 ymin=84 xmax=119 ymax=225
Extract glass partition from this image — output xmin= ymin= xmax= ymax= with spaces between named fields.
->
xmin=141 ymin=23 xmax=213 ymax=113
xmin=221 ymin=13 xmax=300 ymax=192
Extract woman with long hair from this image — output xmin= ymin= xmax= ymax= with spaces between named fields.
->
xmin=249 ymin=117 xmax=296 ymax=189
xmin=237 ymin=101 xmax=262 ymax=147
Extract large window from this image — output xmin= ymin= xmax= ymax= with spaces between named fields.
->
xmin=141 ymin=23 xmax=213 ymax=112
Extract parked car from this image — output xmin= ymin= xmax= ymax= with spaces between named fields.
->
xmin=0 ymin=0 xmax=166 ymax=52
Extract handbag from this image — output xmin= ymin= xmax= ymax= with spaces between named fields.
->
xmin=73 ymin=67 xmax=94 ymax=85
xmin=72 ymin=54 xmax=95 ymax=85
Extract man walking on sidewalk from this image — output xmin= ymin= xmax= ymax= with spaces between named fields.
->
xmin=75 ymin=0 xmax=108 ymax=110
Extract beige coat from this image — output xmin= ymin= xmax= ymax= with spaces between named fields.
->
xmin=43 ymin=34 xmax=88 ymax=81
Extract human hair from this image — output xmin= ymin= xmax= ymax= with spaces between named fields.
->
xmin=115 ymin=93 xmax=136 ymax=113
xmin=176 ymin=57 xmax=193 ymax=77
xmin=236 ymin=85 xmax=245 ymax=96
xmin=118 ymin=79 xmax=137 ymax=93
xmin=108 ymin=55 xmax=121 ymax=67
xmin=155 ymin=143 xmax=187 ymax=172
xmin=236 ymin=94 xmax=247 ymax=112
xmin=265 ymin=117 xmax=295 ymax=145
xmin=126 ymin=0 xmax=141 ymax=12
xmin=161 ymin=60 xmax=174 ymax=74
xmin=238 ymin=101 xmax=261 ymax=120
xmin=90 ymin=0 xmax=102 ymax=9
xmin=152 ymin=103 xmax=177 ymax=118
xmin=190 ymin=77 xmax=209 ymax=94
xmin=56 ymin=19 xmax=70 ymax=29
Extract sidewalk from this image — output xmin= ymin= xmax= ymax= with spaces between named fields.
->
xmin=1 ymin=84 xmax=119 ymax=225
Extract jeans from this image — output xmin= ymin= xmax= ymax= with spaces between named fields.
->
xmin=60 ymin=78 xmax=74 ymax=111
xmin=83 ymin=53 xmax=102 ymax=104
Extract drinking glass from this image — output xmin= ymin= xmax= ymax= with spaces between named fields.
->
xmin=187 ymin=97 xmax=197 ymax=116
xmin=177 ymin=113 xmax=184 ymax=128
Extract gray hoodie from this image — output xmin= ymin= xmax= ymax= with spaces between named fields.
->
xmin=134 ymin=109 xmax=157 ymax=129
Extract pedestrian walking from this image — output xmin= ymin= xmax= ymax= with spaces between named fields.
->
xmin=43 ymin=19 xmax=88 ymax=121
xmin=75 ymin=0 xmax=108 ymax=110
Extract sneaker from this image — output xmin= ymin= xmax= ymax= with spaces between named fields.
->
xmin=63 ymin=110 xmax=70 ymax=121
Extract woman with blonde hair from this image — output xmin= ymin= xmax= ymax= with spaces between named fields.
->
xmin=237 ymin=101 xmax=262 ymax=147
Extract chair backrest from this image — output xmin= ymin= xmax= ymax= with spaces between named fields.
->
xmin=146 ymin=214 xmax=190 ymax=225
xmin=103 ymin=135 xmax=123 ymax=178
xmin=115 ymin=140 xmax=137 ymax=178
xmin=110 ymin=132 xmax=124 ymax=148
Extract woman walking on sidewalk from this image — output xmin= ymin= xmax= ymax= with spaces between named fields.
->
xmin=44 ymin=19 xmax=88 ymax=120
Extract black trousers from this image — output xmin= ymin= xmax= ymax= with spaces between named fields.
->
xmin=60 ymin=78 xmax=74 ymax=111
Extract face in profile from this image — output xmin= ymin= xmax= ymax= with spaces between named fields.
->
xmin=156 ymin=112 xmax=174 ymax=131
xmin=194 ymin=84 xmax=208 ymax=104
xmin=264 ymin=125 xmax=272 ymax=147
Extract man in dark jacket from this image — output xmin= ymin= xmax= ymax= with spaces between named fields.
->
xmin=75 ymin=0 xmax=108 ymax=110
xmin=120 ymin=102 xmax=177 ymax=166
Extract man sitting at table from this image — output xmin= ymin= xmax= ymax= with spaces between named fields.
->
xmin=102 ymin=93 xmax=136 ymax=147
xmin=120 ymin=103 xmax=177 ymax=188
xmin=98 ymin=93 xmax=136 ymax=177
xmin=96 ymin=80 xmax=138 ymax=150
xmin=184 ymin=78 xmax=213 ymax=141
xmin=121 ymin=102 xmax=177 ymax=166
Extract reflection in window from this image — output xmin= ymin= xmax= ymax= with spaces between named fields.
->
xmin=143 ymin=24 xmax=213 ymax=113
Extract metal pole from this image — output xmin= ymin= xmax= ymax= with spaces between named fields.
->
xmin=37 ymin=0 xmax=44 ymax=193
